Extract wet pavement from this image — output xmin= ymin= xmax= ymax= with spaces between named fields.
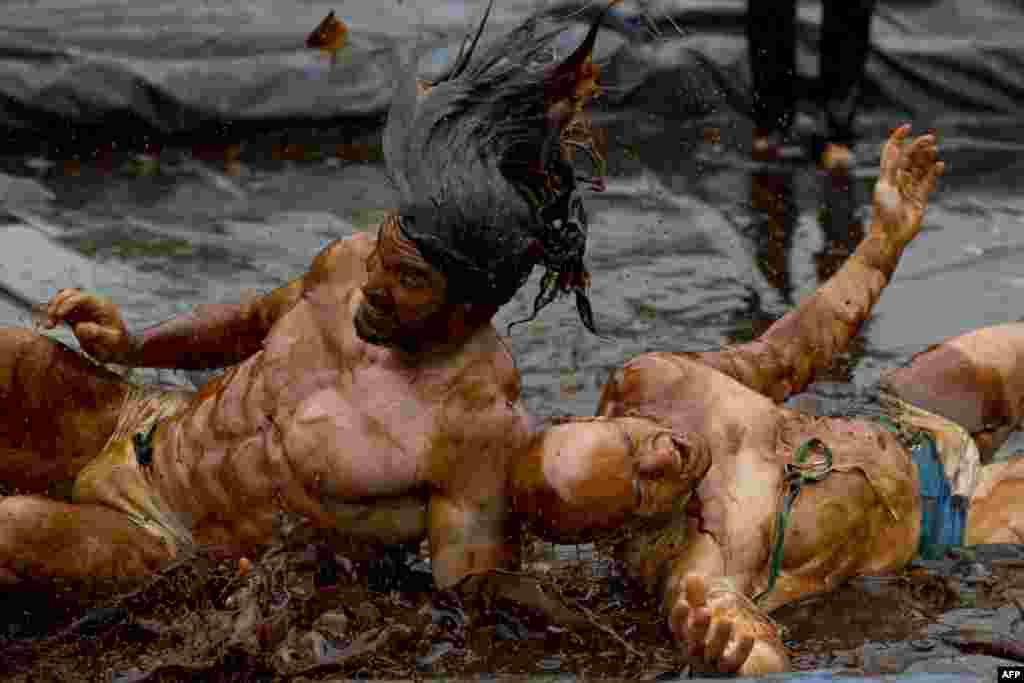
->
xmin=3 ymin=105 xmax=1024 ymax=680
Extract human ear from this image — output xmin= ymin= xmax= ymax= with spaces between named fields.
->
xmin=634 ymin=432 xmax=685 ymax=478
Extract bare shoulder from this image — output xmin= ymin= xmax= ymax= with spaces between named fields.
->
xmin=446 ymin=328 xmax=529 ymax=445
xmin=305 ymin=231 xmax=376 ymax=288
xmin=597 ymin=351 xmax=705 ymax=416
xmin=427 ymin=329 xmax=530 ymax=492
xmin=451 ymin=326 xmax=523 ymax=406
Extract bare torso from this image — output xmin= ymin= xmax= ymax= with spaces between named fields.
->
xmin=143 ymin=233 xmax=529 ymax=564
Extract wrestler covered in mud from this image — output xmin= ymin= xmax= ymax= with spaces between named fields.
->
xmin=512 ymin=126 xmax=1024 ymax=676
xmin=0 ymin=1 xmax=618 ymax=612
xmin=0 ymin=1 xmax=1017 ymax=678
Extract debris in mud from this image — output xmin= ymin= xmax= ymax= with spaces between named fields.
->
xmin=4 ymin=537 xmax=1024 ymax=681
xmin=0 ymin=523 xmax=674 ymax=682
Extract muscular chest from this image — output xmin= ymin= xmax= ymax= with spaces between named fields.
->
xmin=276 ymin=361 xmax=441 ymax=499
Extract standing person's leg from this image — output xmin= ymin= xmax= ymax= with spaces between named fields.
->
xmin=818 ymin=0 xmax=877 ymax=169
xmin=747 ymin=0 xmax=797 ymax=160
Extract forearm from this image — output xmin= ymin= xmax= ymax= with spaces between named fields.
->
xmin=429 ymin=493 xmax=520 ymax=590
xmin=122 ymin=278 xmax=303 ymax=369
xmin=698 ymin=229 xmax=901 ymax=401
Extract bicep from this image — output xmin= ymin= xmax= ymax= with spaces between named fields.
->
xmin=249 ymin=277 xmax=305 ymax=331
xmin=305 ymin=232 xmax=375 ymax=289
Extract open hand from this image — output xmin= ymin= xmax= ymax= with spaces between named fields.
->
xmin=670 ymin=574 xmax=754 ymax=676
xmin=872 ymin=124 xmax=944 ymax=248
xmin=43 ymin=288 xmax=133 ymax=364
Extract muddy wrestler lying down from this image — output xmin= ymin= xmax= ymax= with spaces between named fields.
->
xmin=0 ymin=2 xmax=1006 ymax=679
xmin=515 ymin=132 xmax=1024 ymax=677
xmin=0 ymin=1 xmax=619 ymax=592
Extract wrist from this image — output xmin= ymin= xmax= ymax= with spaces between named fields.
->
xmin=857 ymin=229 xmax=903 ymax=279
xmin=117 ymin=332 xmax=142 ymax=366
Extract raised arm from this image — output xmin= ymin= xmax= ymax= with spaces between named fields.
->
xmin=44 ymin=232 xmax=374 ymax=370
xmin=694 ymin=125 xmax=944 ymax=402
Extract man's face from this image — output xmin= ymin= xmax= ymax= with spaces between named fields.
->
xmin=355 ymin=218 xmax=456 ymax=352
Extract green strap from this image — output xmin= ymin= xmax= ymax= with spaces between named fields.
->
xmin=754 ymin=437 xmax=834 ymax=605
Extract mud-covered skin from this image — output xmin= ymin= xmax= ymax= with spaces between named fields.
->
xmin=0 ymin=226 xmax=529 ymax=591
xmin=150 ymin=230 xmax=527 ymax=576
xmin=512 ymin=416 xmax=711 ymax=546
xmin=516 ymin=126 xmax=949 ymax=677
xmin=188 ymin=228 xmax=524 ymax=586
xmin=0 ymin=1 xmax=615 ymax=606
xmin=966 ymin=455 xmax=1024 ymax=545
xmin=587 ymin=128 xmax=1024 ymax=676
xmin=881 ymin=323 xmax=1024 ymax=461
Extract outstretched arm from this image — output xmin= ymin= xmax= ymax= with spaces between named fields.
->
xmin=129 ymin=278 xmax=305 ymax=370
xmin=44 ymin=275 xmax=305 ymax=370
xmin=695 ymin=125 xmax=944 ymax=402
xmin=45 ymin=232 xmax=373 ymax=370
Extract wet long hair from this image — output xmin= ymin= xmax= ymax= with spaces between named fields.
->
xmin=383 ymin=0 xmax=618 ymax=334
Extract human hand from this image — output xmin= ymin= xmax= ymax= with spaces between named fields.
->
xmin=43 ymin=288 xmax=134 ymax=364
xmin=669 ymin=574 xmax=787 ymax=677
xmin=872 ymin=124 xmax=944 ymax=249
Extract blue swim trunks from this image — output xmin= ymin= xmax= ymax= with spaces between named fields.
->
xmin=911 ymin=432 xmax=968 ymax=560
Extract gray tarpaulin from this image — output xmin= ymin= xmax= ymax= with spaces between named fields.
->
xmin=1 ymin=0 xmax=1022 ymax=149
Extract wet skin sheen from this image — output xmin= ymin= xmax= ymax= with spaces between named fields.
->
xmin=0 ymin=219 xmax=529 ymax=590
xmin=149 ymin=225 xmax=531 ymax=585
xmin=507 ymin=126 xmax=1024 ymax=678
xmin=5 ymin=124 xmax=1023 ymax=679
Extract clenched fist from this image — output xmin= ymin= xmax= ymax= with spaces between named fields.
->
xmin=42 ymin=288 xmax=135 ymax=364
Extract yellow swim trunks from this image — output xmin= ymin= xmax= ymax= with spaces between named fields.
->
xmin=72 ymin=384 xmax=195 ymax=555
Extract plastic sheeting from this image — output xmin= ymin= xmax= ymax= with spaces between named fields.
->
xmin=1 ymin=0 xmax=1023 ymax=150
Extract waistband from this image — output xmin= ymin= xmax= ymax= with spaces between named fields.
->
xmin=878 ymin=392 xmax=977 ymax=559
xmin=878 ymin=392 xmax=981 ymax=500
xmin=73 ymin=385 xmax=195 ymax=554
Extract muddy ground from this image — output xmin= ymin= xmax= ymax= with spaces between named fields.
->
xmin=4 ymin=514 xmax=1024 ymax=682
xmin=2 ymin=61 xmax=1024 ymax=681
